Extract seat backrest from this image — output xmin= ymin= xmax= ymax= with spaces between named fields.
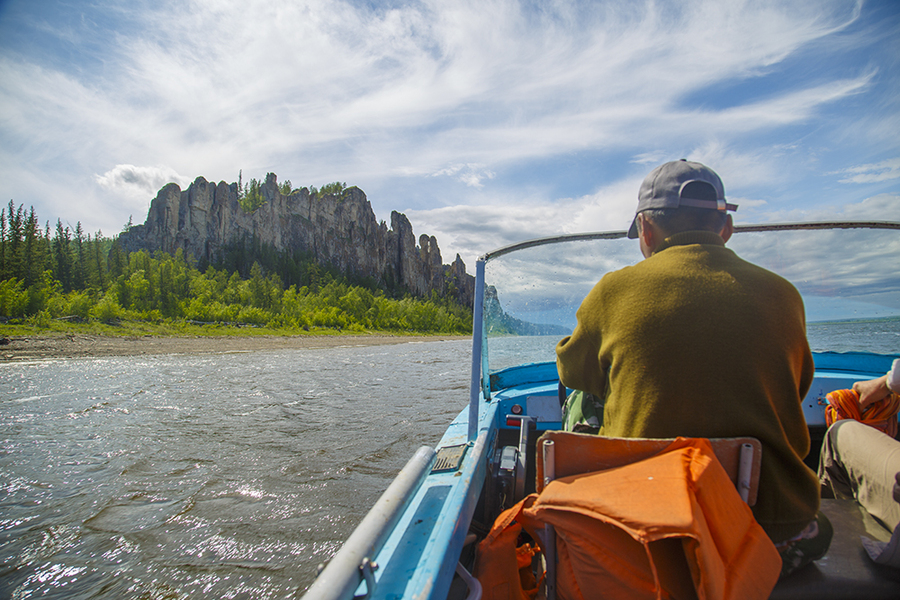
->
xmin=535 ymin=431 xmax=762 ymax=506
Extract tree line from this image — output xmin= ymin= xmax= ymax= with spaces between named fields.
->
xmin=0 ymin=200 xmax=472 ymax=334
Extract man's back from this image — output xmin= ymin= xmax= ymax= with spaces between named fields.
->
xmin=556 ymin=230 xmax=819 ymax=541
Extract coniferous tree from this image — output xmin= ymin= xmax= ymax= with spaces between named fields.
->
xmin=0 ymin=206 xmax=7 ymax=281
xmin=108 ymin=241 xmax=126 ymax=280
xmin=73 ymin=222 xmax=87 ymax=291
xmin=22 ymin=208 xmax=47 ymax=287
xmin=90 ymin=231 xmax=107 ymax=290
xmin=53 ymin=219 xmax=74 ymax=292
xmin=5 ymin=201 xmax=24 ymax=281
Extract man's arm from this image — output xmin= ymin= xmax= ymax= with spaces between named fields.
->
xmin=853 ymin=358 xmax=900 ymax=409
xmin=556 ymin=328 xmax=606 ymax=397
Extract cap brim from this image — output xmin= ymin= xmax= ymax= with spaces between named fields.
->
xmin=627 ymin=215 xmax=639 ymax=239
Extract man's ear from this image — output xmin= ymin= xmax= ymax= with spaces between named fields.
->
xmin=637 ymin=213 xmax=658 ymax=258
xmin=720 ymin=214 xmax=734 ymax=243
xmin=638 ymin=213 xmax=655 ymax=246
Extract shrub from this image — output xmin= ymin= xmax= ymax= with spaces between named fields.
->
xmin=91 ymin=293 xmax=122 ymax=321
xmin=0 ymin=279 xmax=28 ymax=318
xmin=26 ymin=310 xmax=51 ymax=329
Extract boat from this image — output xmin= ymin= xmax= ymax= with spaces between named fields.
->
xmin=302 ymin=221 xmax=900 ymax=599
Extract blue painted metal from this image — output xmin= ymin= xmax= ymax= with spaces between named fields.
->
xmin=400 ymin=431 xmax=490 ymax=599
xmin=468 ymin=259 xmax=486 ymax=443
xmin=812 ymin=351 xmax=898 ymax=375
xmin=490 ymin=361 xmax=560 ymax=392
xmin=363 ymin=399 xmax=499 ymax=600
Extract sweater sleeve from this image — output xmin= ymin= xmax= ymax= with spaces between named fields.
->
xmin=556 ymin=330 xmax=606 ymax=396
xmin=555 ymin=292 xmax=608 ymax=397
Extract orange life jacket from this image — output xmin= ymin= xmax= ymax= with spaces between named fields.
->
xmin=472 ymin=494 xmax=543 ymax=600
xmin=474 ymin=437 xmax=781 ymax=600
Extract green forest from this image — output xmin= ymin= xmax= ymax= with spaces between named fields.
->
xmin=0 ymin=200 xmax=472 ymax=336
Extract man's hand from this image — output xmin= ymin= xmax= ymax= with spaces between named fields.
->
xmin=853 ymin=375 xmax=891 ymax=410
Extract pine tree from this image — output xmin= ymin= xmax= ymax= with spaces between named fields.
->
xmin=6 ymin=201 xmax=24 ymax=281
xmin=108 ymin=241 xmax=126 ymax=280
xmin=73 ymin=222 xmax=87 ymax=290
xmin=0 ymin=206 xmax=7 ymax=281
xmin=53 ymin=219 xmax=74 ymax=292
xmin=90 ymin=231 xmax=107 ymax=290
xmin=22 ymin=208 xmax=46 ymax=287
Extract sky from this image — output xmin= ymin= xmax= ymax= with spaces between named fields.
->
xmin=0 ymin=0 xmax=898 ymax=274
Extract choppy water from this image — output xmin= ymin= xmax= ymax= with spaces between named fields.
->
xmin=0 ymin=340 xmax=471 ymax=599
xmin=2 ymin=319 xmax=898 ymax=599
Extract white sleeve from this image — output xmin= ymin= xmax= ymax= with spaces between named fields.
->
xmin=888 ymin=358 xmax=900 ymax=394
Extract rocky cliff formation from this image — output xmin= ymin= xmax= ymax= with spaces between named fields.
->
xmin=117 ymin=173 xmax=474 ymax=307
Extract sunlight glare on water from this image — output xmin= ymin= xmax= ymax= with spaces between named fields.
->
xmin=0 ymin=340 xmax=471 ymax=598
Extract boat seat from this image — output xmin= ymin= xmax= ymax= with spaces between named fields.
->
xmin=534 ymin=432 xmax=766 ymax=600
xmin=535 ymin=431 xmax=762 ymax=504
xmin=769 ymin=498 xmax=900 ymax=599
xmin=535 ymin=432 xmax=900 ymax=599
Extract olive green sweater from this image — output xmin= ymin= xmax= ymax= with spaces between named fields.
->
xmin=556 ymin=231 xmax=818 ymax=542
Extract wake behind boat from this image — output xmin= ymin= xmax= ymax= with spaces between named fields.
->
xmin=303 ymin=222 xmax=900 ymax=600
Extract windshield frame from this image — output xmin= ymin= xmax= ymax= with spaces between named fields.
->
xmin=465 ymin=220 xmax=900 ymax=431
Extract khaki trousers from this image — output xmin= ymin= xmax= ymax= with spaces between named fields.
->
xmin=818 ymin=419 xmax=900 ymax=531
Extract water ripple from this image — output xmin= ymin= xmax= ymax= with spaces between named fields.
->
xmin=0 ymin=339 xmax=470 ymax=598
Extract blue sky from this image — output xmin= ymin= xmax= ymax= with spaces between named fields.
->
xmin=1 ymin=0 xmax=898 ymax=271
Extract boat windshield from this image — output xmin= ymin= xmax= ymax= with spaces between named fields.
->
xmin=481 ymin=224 xmax=900 ymax=375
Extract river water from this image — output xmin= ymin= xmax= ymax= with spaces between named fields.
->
xmin=3 ymin=320 xmax=899 ymax=599
xmin=1 ymin=340 xmax=472 ymax=599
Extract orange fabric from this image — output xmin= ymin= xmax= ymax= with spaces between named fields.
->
xmin=535 ymin=432 xmax=762 ymax=506
xmin=523 ymin=437 xmax=780 ymax=600
xmin=825 ymin=388 xmax=900 ymax=437
xmin=473 ymin=496 xmax=542 ymax=600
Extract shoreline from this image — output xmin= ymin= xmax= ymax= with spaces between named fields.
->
xmin=0 ymin=332 xmax=470 ymax=362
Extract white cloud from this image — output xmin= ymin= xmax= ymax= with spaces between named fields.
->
xmin=0 ymin=0 xmax=895 ymax=267
xmin=431 ymin=164 xmax=495 ymax=188
xmin=407 ymin=176 xmax=640 ymax=270
xmin=748 ymin=192 xmax=900 ymax=223
xmin=5 ymin=0 xmax=867 ymax=171
xmin=837 ymin=158 xmax=900 ymax=184
xmin=95 ymin=164 xmax=191 ymax=197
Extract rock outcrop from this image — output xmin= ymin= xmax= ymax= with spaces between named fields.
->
xmin=116 ymin=174 xmax=474 ymax=306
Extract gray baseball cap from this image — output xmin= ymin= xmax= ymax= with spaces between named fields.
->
xmin=627 ymin=159 xmax=738 ymax=238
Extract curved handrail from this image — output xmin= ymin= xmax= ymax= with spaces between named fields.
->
xmin=479 ymin=221 xmax=900 ymax=262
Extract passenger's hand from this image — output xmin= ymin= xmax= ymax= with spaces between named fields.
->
xmin=853 ymin=375 xmax=891 ymax=410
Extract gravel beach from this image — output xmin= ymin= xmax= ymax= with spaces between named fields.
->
xmin=0 ymin=333 xmax=469 ymax=362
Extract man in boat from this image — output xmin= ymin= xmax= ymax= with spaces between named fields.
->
xmin=555 ymin=159 xmax=831 ymax=577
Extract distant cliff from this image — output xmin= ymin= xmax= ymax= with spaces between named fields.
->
xmin=117 ymin=173 xmax=474 ymax=307
xmin=484 ymin=285 xmax=570 ymax=336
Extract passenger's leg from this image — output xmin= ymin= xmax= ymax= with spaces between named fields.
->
xmin=818 ymin=419 xmax=900 ymax=530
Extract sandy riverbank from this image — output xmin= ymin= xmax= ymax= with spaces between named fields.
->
xmin=0 ymin=333 xmax=469 ymax=362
